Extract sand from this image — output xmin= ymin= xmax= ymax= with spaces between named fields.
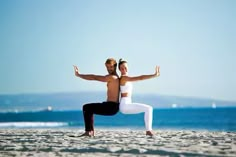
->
xmin=0 ymin=128 xmax=235 ymax=157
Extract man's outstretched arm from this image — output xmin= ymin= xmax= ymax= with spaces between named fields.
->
xmin=73 ymin=65 xmax=107 ymax=82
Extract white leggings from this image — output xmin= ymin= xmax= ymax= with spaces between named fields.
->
xmin=119 ymin=97 xmax=153 ymax=131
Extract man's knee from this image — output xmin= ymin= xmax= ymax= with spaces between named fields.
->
xmin=83 ymin=104 xmax=90 ymax=111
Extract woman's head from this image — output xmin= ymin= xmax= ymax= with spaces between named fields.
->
xmin=118 ymin=58 xmax=128 ymax=75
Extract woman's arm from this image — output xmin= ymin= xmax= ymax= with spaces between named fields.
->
xmin=126 ymin=66 xmax=160 ymax=82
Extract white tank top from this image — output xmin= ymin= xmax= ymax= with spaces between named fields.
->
xmin=120 ymin=82 xmax=132 ymax=94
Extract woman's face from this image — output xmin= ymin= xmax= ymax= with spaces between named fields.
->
xmin=119 ymin=63 xmax=128 ymax=75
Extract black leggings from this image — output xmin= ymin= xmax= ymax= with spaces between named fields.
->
xmin=82 ymin=101 xmax=119 ymax=131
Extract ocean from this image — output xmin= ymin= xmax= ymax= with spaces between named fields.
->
xmin=1 ymin=92 xmax=236 ymax=131
xmin=0 ymin=108 xmax=236 ymax=132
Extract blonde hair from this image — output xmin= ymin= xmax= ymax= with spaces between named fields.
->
xmin=105 ymin=58 xmax=117 ymax=68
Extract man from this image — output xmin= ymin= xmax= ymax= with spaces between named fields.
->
xmin=73 ymin=58 xmax=120 ymax=136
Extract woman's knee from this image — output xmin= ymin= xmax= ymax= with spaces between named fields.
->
xmin=145 ymin=105 xmax=153 ymax=112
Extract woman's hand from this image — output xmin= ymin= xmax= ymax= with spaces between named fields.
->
xmin=154 ymin=66 xmax=160 ymax=77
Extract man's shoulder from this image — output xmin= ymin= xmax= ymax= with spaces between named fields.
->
xmin=106 ymin=74 xmax=119 ymax=80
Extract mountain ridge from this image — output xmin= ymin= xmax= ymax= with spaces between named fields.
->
xmin=0 ymin=91 xmax=235 ymax=112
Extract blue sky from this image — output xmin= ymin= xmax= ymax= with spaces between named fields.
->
xmin=0 ymin=0 xmax=235 ymax=101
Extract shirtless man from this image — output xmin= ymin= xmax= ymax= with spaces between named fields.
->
xmin=73 ymin=58 xmax=120 ymax=136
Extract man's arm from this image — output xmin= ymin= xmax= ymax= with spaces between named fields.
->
xmin=126 ymin=66 xmax=160 ymax=82
xmin=73 ymin=65 xmax=107 ymax=82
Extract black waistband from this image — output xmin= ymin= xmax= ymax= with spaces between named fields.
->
xmin=103 ymin=101 xmax=119 ymax=105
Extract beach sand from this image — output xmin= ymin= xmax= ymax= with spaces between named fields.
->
xmin=0 ymin=128 xmax=235 ymax=157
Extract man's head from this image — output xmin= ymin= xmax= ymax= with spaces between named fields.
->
xmin=105 ymin=58 xmax=117 ymax=75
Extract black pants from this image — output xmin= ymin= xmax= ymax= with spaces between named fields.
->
xmin=82 ymin=101 xmax=119 ymax=131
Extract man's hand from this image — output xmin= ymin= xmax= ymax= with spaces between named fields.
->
xmin=73 ymin=65 xmax=108 ymax=82
xmin=73 ymin=65 xmax=80 ymax=77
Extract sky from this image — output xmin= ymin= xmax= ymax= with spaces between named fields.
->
xmin=0 ymin=0 xmax=235 ymax=101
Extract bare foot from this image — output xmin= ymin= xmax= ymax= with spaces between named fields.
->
xmin=90 ymin=131 xmax=94 ymax=136
xmin=146 ymin=131 xmax=154 ymax=136
xmin=78 ymin=131 xmax=94 ymax=137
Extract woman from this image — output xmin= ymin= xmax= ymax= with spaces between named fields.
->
xmin=118 ymin=59 xmax=160 ymax=136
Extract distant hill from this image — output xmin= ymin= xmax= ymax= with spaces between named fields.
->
xmin=0 ymin=92 xmax=235 ymax=112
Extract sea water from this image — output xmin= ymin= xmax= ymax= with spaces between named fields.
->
xmin=0 ymin=108 xmax=235 ymax=131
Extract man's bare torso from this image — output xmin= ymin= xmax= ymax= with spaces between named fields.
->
xmin=106 ymin=75 xmax=120 ymax=102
